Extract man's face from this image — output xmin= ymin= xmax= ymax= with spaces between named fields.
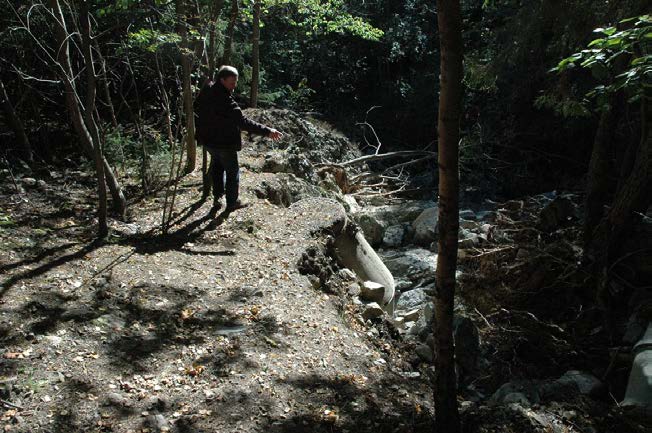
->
xmin=220 ymin=75 xmax=238 ymax=91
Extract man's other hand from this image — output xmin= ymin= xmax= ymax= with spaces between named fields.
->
xmin=268 ymin=129 xmax=283 ymax=141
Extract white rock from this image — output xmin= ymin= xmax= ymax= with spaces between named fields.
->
xmin=21 ymin=177 xmax=37 ymax=187
xmin=399 ymin=309 xmax=420 ymax=322
xmin=362 ymin=302 xmax=384 ymax=320
xmin=360 ymin=281 xmax=386 ymax=304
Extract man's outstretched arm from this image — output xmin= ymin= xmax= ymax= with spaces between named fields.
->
xmin=234 ymin=105 xmax=283 ymax=140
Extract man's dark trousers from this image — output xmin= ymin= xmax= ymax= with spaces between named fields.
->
xmin=206 ymin=146 xmax=239 ymax=206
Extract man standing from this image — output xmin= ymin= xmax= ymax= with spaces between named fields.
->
xmin=197 ymin=65 xmax=282 ymax=213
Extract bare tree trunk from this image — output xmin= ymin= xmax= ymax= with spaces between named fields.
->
xmin=93 ymin=40 xmax=118 ymax=129
xmin=207 ymin=0 xmax=225 ymax=80
xmin=0 ymin=79 xmax=32 ymax=163
xmin=48 ymin=0 xmax=126 ymax=221
xmin=80 ymin=0 xmax=108 ymax=237
xmin=49 ymin=0 xmax=126 ymax=234
xmin=433 ymin=0 xmax=463 ymax=432
xmin=250 ymin=0 xmax=261 ymax=108
xmin=123 ymin=52 xmax=149 ymax=192
xmin=177 ymin=0 xmax=197 ymax=174
xmin=583 ymin=103 xmax=618 ymax=251
xmin=593 ymin=98 xmax=651 ymax=271
xmin=222 ymin=0 xmax=239 ymax=66
xmin=204 ymin=0 xmax=224 ymax=81
xmin=102 ymin=158 xmax=127 ymax=218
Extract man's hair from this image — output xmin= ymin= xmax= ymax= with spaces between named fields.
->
xmin=217 ymin=65 xmax=239 ymax=80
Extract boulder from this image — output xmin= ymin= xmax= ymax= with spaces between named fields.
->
xmin=395 ymin=278 xmax=414 ymax=292
xmin=383 ymin=224 xmax=408 ymax=247
xmin=381 ymin=248 xmax=437 ymax=284
xmin=423 ymin=302 xmax=434 ymax=322
xmin=459 ymin=231 xmax=482 ymax=249
xmin=398 ymin=201 xmax=435 ymax=221
xmin=397 ymin=288 xmax=428 ymax=311
xmin=356 ymin=214 xmax=387 ymax=247
xmin=360 ymin=281 xmax=386 ymax=304
xmin=358 ymin=201 xmax=434 ymax=224
xmin=21 ymin=177 xmax=37 ymax=187
xmin=408 ymin=302 xmax=435 ymax=339
xmin=338 ymin=268 xmax=356 ymax=281
xmin=262 ymin=151 xmax=290 ymax=173
xmin=415 ymin=344 xmax=434 ymax=363
xmin=361 ymin=302 xmax=384 ymax=320
xmin=553 ymin=370 xmax=604 ymax=397
xmin=459 ymin=219 xmax=479 ymax=230
xmin=538 ymin=196 xmax=576 ymax=232
xmin=347 ymin=282 xmax=361 ymax=297
xmin=352 ymin=201 xmax=434 ymax=245
xmin=490 ymin=381 xmax=541 ymax=406
xmin=412 ymin=207 xmax=438 ymax=245
xmin=255 ymin=173 xmax=323 ymax=207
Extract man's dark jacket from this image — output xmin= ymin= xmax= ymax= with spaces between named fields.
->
xmin=196 ymin=81 xmax=271 ymax=151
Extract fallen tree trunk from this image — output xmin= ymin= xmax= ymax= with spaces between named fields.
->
xmin=318 ymin=150 xmax=436 ymax=168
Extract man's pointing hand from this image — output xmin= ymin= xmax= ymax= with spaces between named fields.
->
xmin=268 ymin=129 xmax=283 ymax=141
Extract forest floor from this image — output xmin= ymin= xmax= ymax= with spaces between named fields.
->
xmin=0 ymin=141 xmax=436 ymax=433
xmin=0 ymin=111 xmax=645 ymax=433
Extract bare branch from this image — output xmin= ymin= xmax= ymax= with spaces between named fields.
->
xmin=317 ymin=150 xmax=437 ymax=168
xmin=11 ymin=65 xmax=61 ymax=84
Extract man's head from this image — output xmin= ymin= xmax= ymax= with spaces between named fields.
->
xmin=218 ymin=66 xmax=239 ymax=91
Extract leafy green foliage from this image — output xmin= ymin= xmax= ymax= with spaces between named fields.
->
xmin=554 ymin=15 xmax=651 ymax=104
xmin=127 ymin=29 xmax=181 ymax=52
xmin=464 ymin=54 xmax=498 ymax=93
xmin=250 ymin=0 xmax=383 ymax=41
xmin=534 ymin=94 xmax=591 ymax=118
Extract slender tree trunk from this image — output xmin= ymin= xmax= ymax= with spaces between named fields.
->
xmin=177 ymin=0 xmax=197 ymax=174
xmin=433 ymin=1 xmax=463 ymax=432
xmin=190 ymin=1 xmax=206 ymax=65
xmin=48 ymin=0 xmax=126 ymax=220
xmin=250 ymin=0 xmax=261 ymax=108
xmin=222 ymin=0 xmax=239 ymax=66
xmin=123 ymin=53 xmax=149 ymax=192
xmin=0 ymin=79 xmax=32 ymax=163
xmin=207 ymin=0 xmax=225 ymax=80
xmin=93 ymin=40 xmax=118 ymax=129
xmin=49 ymin=0 xmax=126 ymax=232
xmin=583 ymin=103 xmax=618 ymax=251
xmin=80 ymin=0 xmax=108 ymax=237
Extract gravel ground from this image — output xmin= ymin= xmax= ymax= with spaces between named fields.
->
xmin=0 ymin=116 xmax=435 ymax=433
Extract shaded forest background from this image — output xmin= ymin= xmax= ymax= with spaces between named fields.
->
xmin=1 ymin=0 xmax=648 ymax=200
